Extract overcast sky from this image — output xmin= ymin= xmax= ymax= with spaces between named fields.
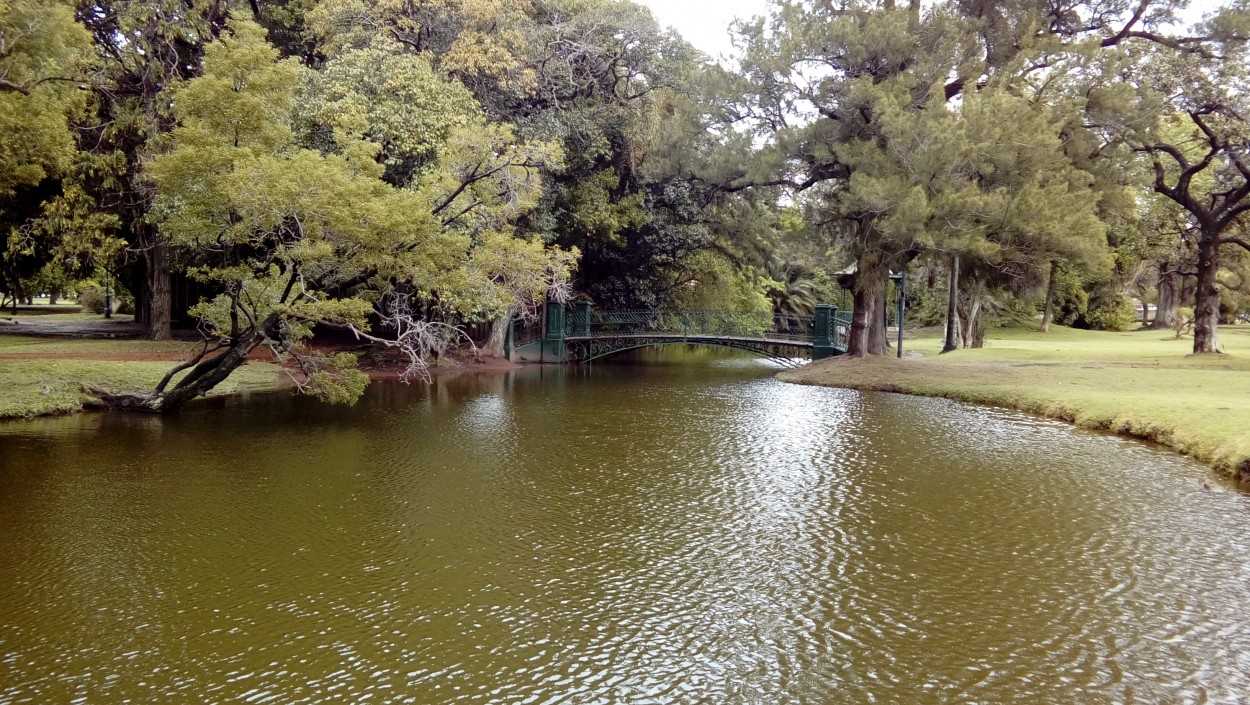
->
xmin=631 ymin=0 xmax=1227 ymax=62
xmin=632 ymin=0 xmax=768 ymax=61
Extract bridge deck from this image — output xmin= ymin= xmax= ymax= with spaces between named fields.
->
xmin=565 ymin=333 xmax=813 ymax=347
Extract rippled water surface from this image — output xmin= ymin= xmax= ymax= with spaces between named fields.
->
xmin=2 ymin=349 xmax=1249 ymax=704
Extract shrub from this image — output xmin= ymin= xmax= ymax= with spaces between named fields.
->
xmin=1173 ymin=307 xmax=1195 ymax=339
xmin=1083 ymin=291 xmax=1139 ymax=332
xmin=75 ymin=281 xmax=134 ymax=314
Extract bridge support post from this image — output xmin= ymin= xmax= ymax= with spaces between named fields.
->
xmin=541 ymin=298 xmax=566 ymax=362
xmin=573 ymin=301 xmax=592 ymax=337
xmin=813 ymin=304 xmax=837 ymax=360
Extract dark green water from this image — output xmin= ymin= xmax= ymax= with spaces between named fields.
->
xmin=2 ymin=348 xmax=1248 ymax=704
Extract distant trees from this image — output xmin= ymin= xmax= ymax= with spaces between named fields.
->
xmin=0 ymin=0 xmax=102 ymax=311
xmin=705 ymin=1 xmax=1121 ymax=354
xmin=5 ymin=0 xmax=1250 ymax=411
xmin=1119 ymin=23 xmax=1250 ymax=352
xmin=691 ymin=0 xmax=1250 ymax=355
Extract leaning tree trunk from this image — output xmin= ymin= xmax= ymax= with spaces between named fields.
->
xmin=85 ymin=314 xmax=280 ymax=413
xmin=483 ymin=306 xmax=517 ymax=358
xmin=942 ymin=254 xmax=960 ymax=353
xmin=1040 ymin=260 xmax=1058 ymax=333
xmin=1192 ymin=234 xmax=1223 ymax=354
xmin=145 ymin=236 xmax=172 ymax=340
xmin=1150 ymin=261 xmax=1180 ymax=330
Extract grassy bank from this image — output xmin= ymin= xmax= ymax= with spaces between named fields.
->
xmin=779 ymin=325 xmax=1250 ymax=482
xmin=0 ymin=336 xmax=283 ymax=419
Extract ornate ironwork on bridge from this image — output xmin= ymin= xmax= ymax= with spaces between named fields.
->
xmin=511 ymin=301 xmax=851 ymax=365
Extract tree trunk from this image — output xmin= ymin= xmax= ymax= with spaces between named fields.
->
xmin=847 ymin=254 xmax=890 ymax=356
xmin=85 ymin=314 xmax=280 ymax=413
xmin=48 ymin=291 xmax=59 ymax=305
xmin=145 ymin=237 xmax=172 ymax=340
xmin=959 ymin=279 xmax=985 ymax=348
xmin=483 ymin=307 xmax=516 ymax=358
xmin=1150 ymin=261 xmax=1180 ymax=330
xmin=866 ymin=265 xmax=891 ymax=354
xmin=1192 ymin=234 xmax=1223 ymax=354
xmin=1040 ymin=260 xmax=1058 ymax=333
xmin=942 ymin=254 xmax=960 ymax=353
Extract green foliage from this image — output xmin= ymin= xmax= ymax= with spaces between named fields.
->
xmin=301 ymin=352 xmax=369 ymax=404
xmin=297 ymin=39 xmax=483 ymax=183
xmin=904 ymin=267 xmax=952 ymax=327
xmin=668 ymin=251 xmax=773 ymax=315
xmin=74 ymin=277 xmax=131 ymax=314
xmin=8 ymin=0 xmax=1250 ymax=410
xmin=1053 ymin=266 xmax=1092 ymax=326
xmin=1172 ymin=307 xmax=1196 ymax=339
xmin=134 ymin=18 xmax=575 ymax=405
xmin=1083 ymin=291 xmax=1140 ymax=332
xmin=0 ymin=0 xmax=105 ymax=304
xmin=144 ymin=20 xmax=461 ymax=402
xmin=0 ymin=0 xmax=91 ymax=196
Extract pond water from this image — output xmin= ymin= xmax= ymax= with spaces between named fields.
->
xmin=1 ymin=348 xmax=1248 ymax=704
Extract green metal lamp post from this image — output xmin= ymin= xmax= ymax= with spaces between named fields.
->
xmin=890 ymin=269 xmax=907 ymax=359
xmin=103 ymin=269 xmax=112 ymax=319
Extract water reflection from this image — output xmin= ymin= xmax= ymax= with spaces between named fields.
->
xmin=1 ymin=347 xmax=1248 ymax=704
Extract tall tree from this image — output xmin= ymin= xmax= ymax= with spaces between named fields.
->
xmin=707 ymin=0 xmax=1217 ymax=355
xmin=89 ymin=19 xmax=573 ymax=412
xmin=73 ymin=0 xmax=233 ymax=339
xmin=0 ymin=0 xmax=99 ymax=306
xmin=299 ymin=9 xmax=577 ymax=356
xmin=1120 ymin=9 xmax=1250 ymax=351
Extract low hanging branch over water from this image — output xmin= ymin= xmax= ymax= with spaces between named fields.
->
xmin=83 ymin=312 xmax=285 ymax=413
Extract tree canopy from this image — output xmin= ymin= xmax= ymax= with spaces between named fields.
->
xmin=4 ymin=0 xmax=1250 ymax=410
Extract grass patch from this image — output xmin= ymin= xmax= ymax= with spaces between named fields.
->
xmin=0 ymin=335 xmax=196 ymax=355
xmin=781 ymin=324 xmax=1250 ymax=481
xmin=1 ymin=305 xmax=86 ymax=317
xmin=0 ymin=353 xmax=283 ymax=419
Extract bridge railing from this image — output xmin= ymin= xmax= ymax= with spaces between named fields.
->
xmin=512 ymin=317 xmax=545 ymax=349
xmin=566 ymin=308 xmax=816 ymax=341
xmin=832 ymin=311 xmax=852 ymax=351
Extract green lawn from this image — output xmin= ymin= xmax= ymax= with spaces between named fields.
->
xmin=781 ymin=324 xmax=1250 ymax=482
xmin=1 ymin=307 xmax=87 ymax=317
xmin=0 ymin=335 xmax=194 ymax=355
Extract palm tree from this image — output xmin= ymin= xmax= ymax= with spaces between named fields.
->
xmin=765 ymin=256 xmax=819 ymax=319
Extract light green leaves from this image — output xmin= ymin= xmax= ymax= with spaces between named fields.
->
xmin=0 ymin=0 xmax=91 ymax=196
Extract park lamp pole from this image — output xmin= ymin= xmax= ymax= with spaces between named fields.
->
xmin=103 ymin=269 xmax=112 ymax=319
xmin=890 ymin=269 xmax=906 ymax=359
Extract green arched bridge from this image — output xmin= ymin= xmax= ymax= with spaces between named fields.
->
xmin=510 ymin=301 xmax=852 ymax=367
